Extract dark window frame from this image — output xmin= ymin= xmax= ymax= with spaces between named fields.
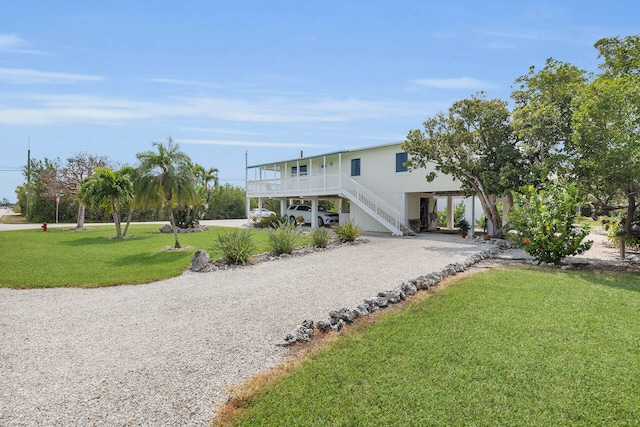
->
xmin=351 ymin=158 xmax=361 ymax=177
xmin=396 ymin=152 xmax=409 ymax=173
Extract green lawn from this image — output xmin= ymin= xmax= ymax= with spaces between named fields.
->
xmin=231 ymin=267 xmax=640 ymax=426
xmin=0 ymin=224 xmax=278 ymax=288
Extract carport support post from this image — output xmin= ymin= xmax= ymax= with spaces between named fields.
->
xmin=280 ymin=200 xmax=287 ymax=219
xmin=310 ymin=198 xmax=319 ymax=228
xmin=447 ymin=196 xmax=454 ymax=229
xmin=466 ymin=196 xmax=476 ymax=237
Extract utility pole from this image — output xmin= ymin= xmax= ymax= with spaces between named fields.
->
xmin=26 ymin=136 xmax=31 ymax=217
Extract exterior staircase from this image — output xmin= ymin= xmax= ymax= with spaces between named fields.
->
xmin=339 ymin=173 xmax=408 ymax=236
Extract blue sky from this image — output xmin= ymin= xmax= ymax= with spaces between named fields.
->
xmin=0 ymin=1 xmax=638 ymax=202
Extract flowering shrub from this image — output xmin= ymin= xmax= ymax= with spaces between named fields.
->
xmin=602 ymin=217 xmax=640 ymax=250
xmin=508 ymin=183 xmax=593 ymax=265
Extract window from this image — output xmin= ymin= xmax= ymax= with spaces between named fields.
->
xmin=351 ymin=158 xmax=361 ymax=177
xmin=396 ymin=152 xmax=408 ymax=173
xmin=292 ymin=165 xmax=307 ymax=177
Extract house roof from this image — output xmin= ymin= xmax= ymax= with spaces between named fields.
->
xmin=248 ymin=141 xmax=404 ymax=169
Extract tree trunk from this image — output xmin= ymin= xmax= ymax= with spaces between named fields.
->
xmin=122 ymin=210 xmax=134 ymax=237
xmin=468 ymin=175 xmax=503 ymax=238
xmin=168 ymin=208 xmax=181 ymax=248
xmin=111 ymin=199 xmax=122 ymax=238
xmin=76 ymin=203 xmax=85 ymax=230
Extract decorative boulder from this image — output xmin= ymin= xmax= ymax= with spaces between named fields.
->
xmin=159 ymin=224 xmax=173 ymax=233
xmin=190 ymin=250 xmax=210 ymax=272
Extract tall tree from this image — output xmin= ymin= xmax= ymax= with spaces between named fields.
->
xmin=403 ymin=93 xmax=520 ymax=237
xmin=571 ymin=35 xmax=640 ymax=241
xmin=39 ymin=153 xmax=109 ymax=229
xmin=511 ymin=58 xmax=587 ymax=185
xmin=78 ymin=167 xmax=133 ymax=238
xmin=135 ymin=137 xmax=198 ymax=248
xmin=192 ymin=163 xmax=219 ymax=203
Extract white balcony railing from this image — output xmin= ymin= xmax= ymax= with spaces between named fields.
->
xmin=246 ymin=172 xmax=341 ymax=197
xmin=247 ymin=171 xmax=403 ymax=235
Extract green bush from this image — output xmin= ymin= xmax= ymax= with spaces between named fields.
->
xmin=508 ymin=183 xmax=593 ymax=264
xmin=213 ymin=228 xmax=257 ymax=265
xmin=334 ymin=221 xmax=361 ymax=243
xmin=602 ymin=216 xmax=640 ymax=250
xmin=253 ymin=215 xmax=287 ymax=229
xmin=437 ymin=200 xmax=465 ymax=227
xmin=267 ymin=220 xmax=301 ymax=255
xmin=310 ymin=227 xmax=332 ymax=248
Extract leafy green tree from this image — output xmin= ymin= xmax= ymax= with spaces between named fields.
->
xmin=403 ymin=93 xmax=520 ymax=237
xmin=508 ymin=183 xmax=592 ymax=264
xmin=571 ymin=35 xmax=640 ymax=243
xmin=135 ymin=137 xmax=198 ymax=248
xmin=511 ymin=58 xmax=587 ymax=185
xmin=78 ymin=167 xmax=133 ymax=238
xmin=207 ymin=183 xmax=246 ymax=219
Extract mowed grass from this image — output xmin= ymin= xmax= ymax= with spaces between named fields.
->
xmin=231 ymin=267 xmax=640 ymax=426
xmin=0 ymin=224 xmax=281 ymax=288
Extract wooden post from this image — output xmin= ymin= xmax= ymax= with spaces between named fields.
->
xmin=620 ymin=235 xmax=626 ymax=260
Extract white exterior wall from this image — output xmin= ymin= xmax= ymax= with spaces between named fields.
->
xmin=248 ymin=142 xmax=465 ymax=233
xmin=339 ymin=144 xmax=458 ymax=195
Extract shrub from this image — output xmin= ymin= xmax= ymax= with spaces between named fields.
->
xmin=213 ymin=229 xmax=256 ymax=265
xmin=253 ymin=215 xmax=287 ymax=229
xmin=602 ymin=216 xmax=640 ymax=250
xmin=334 ymin=221 xmax=361 ymax=243
xmin=310 ymin=227 xmax=332 ymax=248
xmin=268 ymin=220 xmax=301 ymax=255
xmin=437 ymin=200 xmax=465 ymax=227
xmin=508 ymin=183 xmax=593 ymax=265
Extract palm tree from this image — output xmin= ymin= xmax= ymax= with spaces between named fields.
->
xmin=135 ymin=137 xmax=198 ymax=248
xmin=78 ymin=166 xmax=133 ymax=238
xmin=193 ymin=164 xmax=219 ymax=203
xmin=119 ymin=165 xmax=139 ymax=238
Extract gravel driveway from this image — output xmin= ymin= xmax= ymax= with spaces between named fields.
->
xmin=0 ymin=233 xmax=513 ymax=425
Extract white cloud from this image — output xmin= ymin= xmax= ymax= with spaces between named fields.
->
xmin=413 ymin=77 xmax=491 ymax=90
xmin=0 ymin=92 xmax=415 ymax=127
xmin=0 ymin=34 xmax=28 ymax=50
xmin=147 ymin=77 xmax=223 ymax=89
xmin=0 ymin=68 xmax=104 ymax=84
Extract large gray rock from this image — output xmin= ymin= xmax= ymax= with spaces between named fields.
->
xmin=337 ymin=308 xmax=356 ymax=323
xmin=190 ymin=250 xmax=210 ymax=272
xmin=159 ymin=224 xmax=173 ymax=233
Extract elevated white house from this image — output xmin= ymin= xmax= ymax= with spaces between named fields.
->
xmin=246 ymin=142 xmax=475 ymax=236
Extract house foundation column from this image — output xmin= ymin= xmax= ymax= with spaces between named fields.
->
xmin=310 ymin=198 xmax=318 ymax=228
xmin=447 ymin=196 xmax=454 ymax=229
xmin=280 ymin=199 xmax=287 ymax=219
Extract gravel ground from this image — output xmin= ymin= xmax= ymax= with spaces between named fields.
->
xmin=1 ymin=230 xmax=633 ymax=426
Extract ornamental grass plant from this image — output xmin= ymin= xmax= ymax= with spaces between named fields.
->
xmin=213 ymin=228 xmax=257 ymax=265
xmin=310 ymin=227 xmax=332 ymax=248
xmin=267 ymin=220 xmax=302 ymax=255
xmin=333 ymin=221 xmax=361 ymax=243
